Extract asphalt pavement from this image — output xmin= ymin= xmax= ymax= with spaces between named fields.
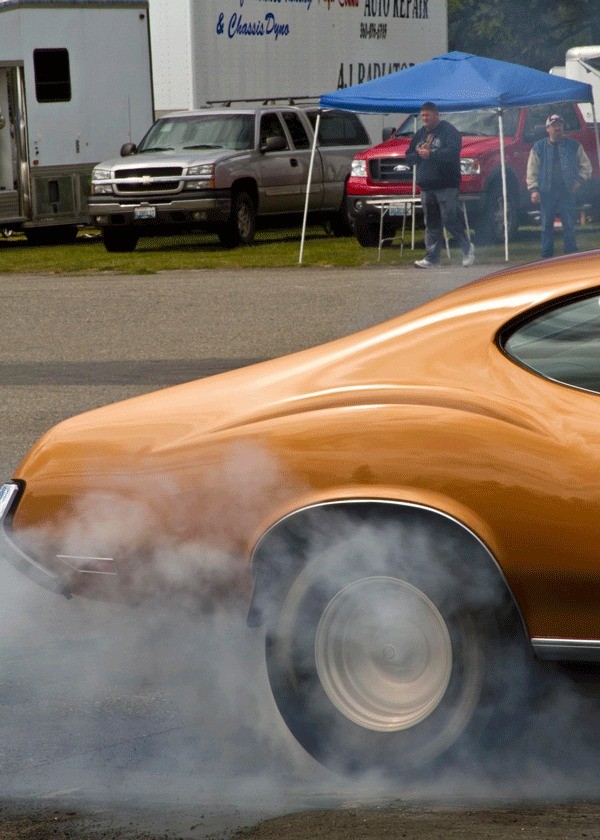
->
xmin=5 ymin=260 xmax=574 ymax=840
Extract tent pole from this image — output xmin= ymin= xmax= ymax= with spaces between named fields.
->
xmin=497 ymin=110 xmax=509 ymax=262
xmin=411 ymin=113 xmax=417 ymax=248
xmin=591 ymin=102 xmax=600 ymax=175
xmin=299 ymin=111 xmax=321 ymax=265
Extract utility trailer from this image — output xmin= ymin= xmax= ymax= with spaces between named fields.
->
xmin=146 ymin=0 xmax=448 ymax=141
xmin=0 ymin=0 xmax=153 ymax=244
xmin=550 ymin=46 xmax=600 ymax=125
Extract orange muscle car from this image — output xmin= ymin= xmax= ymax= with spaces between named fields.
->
xmin=3 ymin=250 xmax=600 ymax=774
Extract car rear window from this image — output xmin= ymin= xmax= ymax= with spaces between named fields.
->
xmin=503 ymin=292 xmax=600 ymax=394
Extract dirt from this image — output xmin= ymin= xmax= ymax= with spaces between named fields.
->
xmin=233 ymin=803 xmax=600 ymax=839
xmin=2 ymin=802 xmax=600 ymax=840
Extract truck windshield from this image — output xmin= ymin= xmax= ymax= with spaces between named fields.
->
xmin=137 ymin=114 xmax=255 ymax=152
xmin=393 ymin=108 xmax=520 ymax=138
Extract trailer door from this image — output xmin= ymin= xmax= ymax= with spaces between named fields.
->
xmin=0 ymin=65 xmax=27 ymax=227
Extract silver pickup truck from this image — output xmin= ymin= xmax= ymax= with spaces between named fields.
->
xmin=89 ymin=104 xmax=371 ymax=251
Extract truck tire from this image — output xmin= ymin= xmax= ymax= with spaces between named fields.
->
xmin=25 ymin=225 xmax=78 ymax=246
xmin=328 ymin=186 xmax=354 ymax=237
xmin=328 ymin=207 xmax=354 ymax=237
xmin=476 ymin=182 xmax=519 ymax=244
xmin=218 ymin=191 xmax=256 ymax=247
xmin=102 ymin=228 xmax=139 ymax=253
xmin=354 ymin=217 xmax=398 ymax=248
xmin=354 ymin=217 xmax=380 ymax=247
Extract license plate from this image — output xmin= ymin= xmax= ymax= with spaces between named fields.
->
xmin=134 ymin=205 xmax=156 ymax=220
xmin=389 ymin=206 xmax=411 ymax=217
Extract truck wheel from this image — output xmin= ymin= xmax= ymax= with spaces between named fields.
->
xmin=102 ymin=228 xmax=139 ymax=253
xmin=264 ymin=513 xmax=532 ymax=777
xmin=354 ymin=217 xmax=380 ymax=247
xmin=476 ymin=182 xmax=519 ymax=244
xmin=328 ymin=187 xmax=354 ymax=237
xmin=25 ymin=226 xmax=78 ymax=246
xmin=218 ymin=191 xmax=256 ymax=247
xmin=354 ymin=217 xmax=398 ymax=248
xmin=328 ymin=207 xmax=354 ymax=237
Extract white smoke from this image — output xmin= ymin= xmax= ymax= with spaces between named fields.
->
xmin=1 ymin=452 xmax=600 ymax=830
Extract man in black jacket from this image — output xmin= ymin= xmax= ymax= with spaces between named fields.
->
xmin=405 ymin=102 xmax=474 ymax=268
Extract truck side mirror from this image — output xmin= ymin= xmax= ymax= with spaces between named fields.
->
xmin=260 ymin=135 xmax=287 ymax=154
xmin=382 ymin=127 xmax=395 ymax=141
xmin=120 ymin=142 xmax=137 ymax=157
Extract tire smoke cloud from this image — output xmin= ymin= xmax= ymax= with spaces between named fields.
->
xmin=1 ymin=452 xmax=600 ymax=819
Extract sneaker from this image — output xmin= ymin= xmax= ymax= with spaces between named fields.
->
xmin=462 ymin=243 xmax=475 ymax=267
xmin=414 ymin=258 xmax=439 ymax=268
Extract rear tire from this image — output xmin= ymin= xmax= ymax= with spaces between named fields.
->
xmin=218 ymin=191 xmax=256 ymax=247
xmin=102 ymin=228 xmax=139 ymax=253
xmin=264 ymin=510 xmax=531 ymax=777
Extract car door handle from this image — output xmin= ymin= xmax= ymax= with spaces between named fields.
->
xmin=290 ymin=158 xmax=299 ymax=167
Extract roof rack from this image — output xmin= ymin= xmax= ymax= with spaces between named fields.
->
xmin=204 ymin=96 xmax=320 ymax=107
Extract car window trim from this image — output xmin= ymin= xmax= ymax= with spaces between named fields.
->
xmin=497 ymin=284 xmax=600 ymax=396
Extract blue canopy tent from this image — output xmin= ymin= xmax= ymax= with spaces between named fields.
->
xmin=300 ymin=52 xmax=597 ymax=263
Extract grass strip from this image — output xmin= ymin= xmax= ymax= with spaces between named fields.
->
xmin=0 ymin=223 xmax=598 ymax=275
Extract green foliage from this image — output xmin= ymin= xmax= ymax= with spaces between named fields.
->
xmin=449 ymin=0 xmax=599 ymax=71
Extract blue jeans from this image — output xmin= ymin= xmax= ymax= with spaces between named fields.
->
xmin=539 ymin=190 xmax=577 ymax=259
xmin=421 ymin=187 xmax=470 ymax=264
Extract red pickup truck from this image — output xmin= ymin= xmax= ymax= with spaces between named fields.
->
xmin=346 ymin=101 xmax=599 ymax=246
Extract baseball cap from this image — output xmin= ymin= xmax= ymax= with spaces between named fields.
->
xmin=546 ymin=114 xmax=563 ymax=127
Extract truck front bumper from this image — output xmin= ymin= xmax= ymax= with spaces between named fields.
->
xmin=347 ymin=192 xmax=482 ymax=222
xmin=347 ymin=193 xmax=420 ymax=222
xmin=89 ymin=192 xmax=232 ymax=227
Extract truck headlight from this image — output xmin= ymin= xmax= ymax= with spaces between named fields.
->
xmin=351 ymin=159 xmax=368 ymax=178
xmin=185 ymin=163 xmax=215 ymax=189
xmin=91 ymin=168 xmax=113 ymax=195
xmin=460 ymin=158 xmax=481 ymax=175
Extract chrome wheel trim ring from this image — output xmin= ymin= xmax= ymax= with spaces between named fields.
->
xmin=237 ymin=201 xmax=253 ymax=239
xmin=315 ymin=576 xmax=453 ymax=732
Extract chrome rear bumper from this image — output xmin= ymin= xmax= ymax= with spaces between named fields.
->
xmin=0 ymin=482 xmax=71 ymax=597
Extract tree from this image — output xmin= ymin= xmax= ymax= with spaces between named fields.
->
xmin=449 ymin=0 xmax=599 ymax=71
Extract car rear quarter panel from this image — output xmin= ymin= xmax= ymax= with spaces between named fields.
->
xmin=11 ymin=259 xmax=600 ymax=638
xmin=241 ymin=368 xmax=600 ymax=643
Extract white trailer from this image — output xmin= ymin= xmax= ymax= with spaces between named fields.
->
xmin=551 ymin=47 xmax=600 ymax=125
xmin=0 ymin=0 xmax=153 ymax=243
xmin=146 ymin=0 xmax=448 ymax=140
